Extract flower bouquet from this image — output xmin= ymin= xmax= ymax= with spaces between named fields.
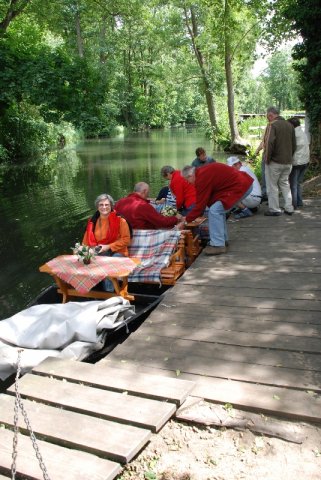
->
xmin=72 ymin=243 xmax=96 ymax=265
xmin=161 ymin=205 xmax=178 ymax=217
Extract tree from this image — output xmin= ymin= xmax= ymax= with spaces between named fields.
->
xmin=182 ymin=3 xmax=218 ymax=134
xmin=0 ymin=0 xmax=32 ymax=34
xmin=264 ymin=49 xmax=302 ymax=111
xmin=283 ymin=0 xmax=321 ymax=162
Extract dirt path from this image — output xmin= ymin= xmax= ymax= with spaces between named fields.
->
xmin=117 ymin=415 xmax=321 ymax=480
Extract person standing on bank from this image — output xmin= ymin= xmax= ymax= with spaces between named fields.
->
xmin=192 ymin=147 xmax=216 ymax=168
xmin=254 ymin=124 xmax=270 ymax=202
xmin=182 ymin=163 xmax=253 ymax=255
xmin=264 ymin=106 xmax=296 ymax=216
xmin=287 ymin=117 xmax=310 ymax=209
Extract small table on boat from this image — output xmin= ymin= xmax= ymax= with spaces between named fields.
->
xmin=39 ymin=255 xmax=140 ymax=303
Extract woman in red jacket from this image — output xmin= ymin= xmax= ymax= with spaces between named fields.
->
xmin=160 ymin=165 xmax=196 ymax=215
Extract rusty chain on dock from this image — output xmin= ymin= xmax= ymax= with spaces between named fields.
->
xmin=11 ymin=349 xmax=51 ymax=480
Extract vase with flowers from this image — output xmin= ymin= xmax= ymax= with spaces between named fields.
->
xmin=72 ymin=243 xmax=96 ymax=265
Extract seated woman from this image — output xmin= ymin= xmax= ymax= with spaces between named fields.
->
xmin=82 ymin=193 xmax=131 ymax=291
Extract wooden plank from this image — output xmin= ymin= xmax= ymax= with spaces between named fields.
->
xmin=0 ymin=428 xmax=120 ymax=480
xmin=157 ymin=300 xmax=321 ymax=324
xmin=180 ymin=270 xmax=321 ymax=295
xmin=7 ymin=374 xmax=175 ymax=432
xmin=134 ymin=321 xmax=321 ymax=353
xmin=109 ymin=335 xmax=321 ymax=391
xmin=185 ymin=263 xmax=321 ymax=274
xmin=118 ymin=328 xmax=321 ymax=372
xmin=0 ymin=394 xmax=150 ymax=464
xmin=98 ymin=360 xmax=321 ymax=423
xmin=165 ymin=284 xmax=321 ymax=311
xmin=121 ymin=331 xmax=321 ymax=373
xmin=32 ymin=357 xmax=195 ymax=406
xmin=176 ymin=397 xmax=305 ymax=443
xmin=189 ymin=375 xmax=321 ymax=423
xmin=148 ymin=309 xmax=321 ymax=337
xmin=195 ymin=255 xmax=321 ymax=267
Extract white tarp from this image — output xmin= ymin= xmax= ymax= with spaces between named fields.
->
xmin=0 ymin=296 xmax=135 ymax=381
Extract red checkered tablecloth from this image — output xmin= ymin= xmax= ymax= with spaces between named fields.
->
xmin=46 ymin=255 xmax=139 ymax=293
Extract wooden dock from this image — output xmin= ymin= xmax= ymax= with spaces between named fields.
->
xmin=0 ymin=357 xmax=194 ymax=479
xmin=0 ymin=198 xmax=321 ymax=478
xmin=104 ymin=198 xmax=321 ymax=423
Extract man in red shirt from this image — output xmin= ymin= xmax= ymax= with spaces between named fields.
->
xmin=160 ymin=165 xmax=196 ymax=215
xmin=182 ymin=163 xmax=253 ymax=255
xmin=115 ymin=182 xmax=185 ymax=230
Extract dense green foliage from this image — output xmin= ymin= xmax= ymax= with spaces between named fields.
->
xmin=284 ymin=0 xmax=321 ymax=132
xmin=0 ymin=0 xmax=317 ymax=163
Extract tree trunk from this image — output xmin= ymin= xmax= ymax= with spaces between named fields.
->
xmin=75 ymin=10 xmax=84 ymax=58
xmin=0 ymin=0 xmax=31 ymax=34
xmin=184 ymin=6 xmax=217 ymax=134
xmin=224 ymin=0 xmax=248 ymax=154
xmin=99 ymin=16 xmax=107 ymax=63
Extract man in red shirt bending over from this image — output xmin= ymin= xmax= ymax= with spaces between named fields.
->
xmin=182 ymin=163 xmax=253 ymax=255
xmin=115 ymin=182 xmax=185 ymax=230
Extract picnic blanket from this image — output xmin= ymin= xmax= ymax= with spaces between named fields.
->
xmin=46 ymin=255 xmax=139 ymax=293
xmin=128 ymin=229 xmax=181 ymax=283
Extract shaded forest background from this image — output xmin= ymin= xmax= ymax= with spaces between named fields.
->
xmin=0 ymin=0 xmax=320 ymax=164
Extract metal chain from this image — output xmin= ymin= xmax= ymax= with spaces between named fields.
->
xmin=11 ymin=349 xmax=52 ymax=480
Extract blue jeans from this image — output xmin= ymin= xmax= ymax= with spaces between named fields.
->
xmin=208 ymin=186 xmax=253 ymax=247
xmin=289 ymin=164 xmax=308 ymax=208
xmin=99 ymin=252 xmax=123 ymax=292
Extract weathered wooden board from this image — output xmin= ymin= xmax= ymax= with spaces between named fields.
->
xmin=165 ymin=284 xmax=321 ymax=311
xmin=109 ymin=335 xmax=321 ymax=391
xmin=156 ymin=300 xmax=321 ymax=324
xmin=32 ymin=356 xmax=194 ymax=405
xmin=180 ymin=270 xmax=321 ymax=296
xmin=104 ymin=360 xmax=321 ymax=423
xmin=115 ymin=331 xmax=321 ymax=372
xmin=183 ymin=263 xmax=321 ymax=274
xmin=148 ymin=308 xmax=321 ymax=336
xmin=133 ymin=321 xmax=321 ymax=353
xmin=194 ymin=254 xmax=321 ymax=267
xmin=0 ymin=428 xmax=121 ymax=480
xmin=7 ymin=374 xmax=175 ymax=432
xmin=0 ymin=394 xmax=150 ymax=463
xmin=188 ymin=375 xmax=321 ymax=423
xmin=176 ymin=397 xmax=305 ymax=443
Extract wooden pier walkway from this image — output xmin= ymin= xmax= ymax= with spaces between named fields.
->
xmin=105 ymin=198 xmax=321 ymax=423
xmin=0 ymin=357 xmax=194 ymax=479
xmin=0 ymin=198 xmax=320 ymax=478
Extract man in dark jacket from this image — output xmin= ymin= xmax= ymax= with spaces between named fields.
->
xmin=264 ymin=106 xmax=296 ymax=216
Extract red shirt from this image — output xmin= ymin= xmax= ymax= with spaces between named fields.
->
xmin=115 ymin=193 xmax=178 ymax=229
xmin=170 ymin=170 xmax=196 ymax=210
xmin=186 ymin=163 xmax=254 ymax=221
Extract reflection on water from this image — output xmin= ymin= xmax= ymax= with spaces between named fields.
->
xmin=0 ymin=128 xmax=228 ymax=318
